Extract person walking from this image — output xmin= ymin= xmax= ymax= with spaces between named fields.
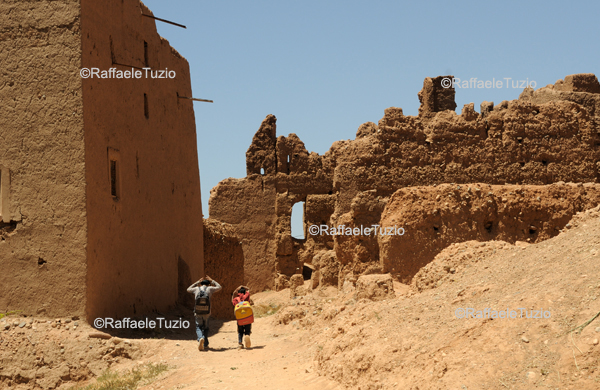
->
xmin=232 ymin=285 xmax=252 ymax=349
xmin=187 ymin=276 xmax=221 ymax=351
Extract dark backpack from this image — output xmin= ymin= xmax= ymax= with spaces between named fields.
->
xmin=195 ymin=287 xmax=211 ymax=315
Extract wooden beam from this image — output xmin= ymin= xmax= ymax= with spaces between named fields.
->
xmin=142 ymin=14 xmax=186 ymax=29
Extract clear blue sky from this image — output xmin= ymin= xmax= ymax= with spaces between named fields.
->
xmin=142 ymin=0 xmax=600 ymax=227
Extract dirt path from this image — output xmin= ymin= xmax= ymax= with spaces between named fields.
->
xmin=136 ymin=318 xmax=342 ymax=390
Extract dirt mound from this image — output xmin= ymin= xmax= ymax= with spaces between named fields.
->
xmin=0 ymin=318 xmax=142 ymax=389
xmin=268 ymin=207 xmax=600 ymax=389
xmin=413 ymin=240 xmax=511 ymax=291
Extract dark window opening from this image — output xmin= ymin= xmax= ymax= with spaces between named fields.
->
xmin=144 ymin=93 xmax=149 ymax=119
xmin=109 ymin=35 xmax=115 ymax=63
xmin=110 ymin=160 xmax=120 ymax=199
xmin=519 ymin=162 xmax=525 ymax=167
xmin=328 ymin=190 xmax=333 ymax=195
xmin=484 ymin=221 xmax=493 ymax=232
xmin=542 ymin=160 xmax=548 ymax=166
xmin=144 ymin=41 xmax=149 ymax=67
xmin=529 ymin=226 xmax=537 ymax=235
xmin=302 ymin=265 xmax=313 ymax=280
xmin=517 ymin=138 xmax=523 ymax=144
xmin=291 ymin=201 xmax=305 ymax=240
xmin=433 ymin=225 xmax=439 ymax=232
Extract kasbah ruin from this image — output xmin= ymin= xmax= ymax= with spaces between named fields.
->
xmin=2 ymin=0 xmax=600 ymax=389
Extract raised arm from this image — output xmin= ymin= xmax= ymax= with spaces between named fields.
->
xmin=209 ymin=280 xmax=222 ymax=294
xmin=187 ymin=280 xmax=200 ymax=294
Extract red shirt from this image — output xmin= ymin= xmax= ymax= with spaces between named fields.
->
xmin=232 ymin=291 xmax=250 ymax=306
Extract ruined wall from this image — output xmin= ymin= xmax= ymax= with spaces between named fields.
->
xmin=82 ymin=0 xmax=204 ymax=319
xmin=203 ymin=219 xmax=244 ymax=320
xmin=209 ymin=176 xmax=277 ymax=290
xmin=378 ymin=183 xmax=600 ymax=282
xmin=210 ymin=73 xmax=600 ymax=289
xmin=0 ymin=1 xmax=88 ymax=317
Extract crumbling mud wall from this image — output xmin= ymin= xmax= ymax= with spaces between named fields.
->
xmin=203 ymin=219 xmax=244 ymax=320
xmin=0 ymin=1 xmax=88 ymax=317
xmin=82 ymin=0 xmax=204 ymax=320
xmin=210 ymin=73 xmax=600 ymax=290
xmin=378 ymin=183 xmax=600 ymax=282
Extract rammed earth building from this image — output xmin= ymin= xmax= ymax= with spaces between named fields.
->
xmin=0 ymin=0 xmax=204 ymax=320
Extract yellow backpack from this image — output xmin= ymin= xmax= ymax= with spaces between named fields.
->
xmin=234 ymin=301 xmax=254 ymax=325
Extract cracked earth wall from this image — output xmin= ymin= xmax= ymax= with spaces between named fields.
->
xmin=0 ymin=0 xmax=205 ymax=320
xmin=0 ymin=0 xmax=88 ymax=317
xmin=82 ymin=0 xmax=204 ymax=320
xmin=210 ymin=74 xmax=600 ymax=290
xmin=203 ymin=219 xmax=244 ymax=320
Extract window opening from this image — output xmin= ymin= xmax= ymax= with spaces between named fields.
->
xmin=144 ymin=41 xmax=149 ymax=67
xmin=291 ymin=201 xmax=305 ymax=239
xmin=144 ymin=93 xmax=149 ymax=118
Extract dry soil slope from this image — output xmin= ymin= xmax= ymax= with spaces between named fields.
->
xmin=272 ymin=206 xmax=600 ymax=390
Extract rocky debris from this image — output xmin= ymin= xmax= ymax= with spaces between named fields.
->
xmin=88 ymin=331 xmax=112 ymax=339
xmin=277 ymin=306 xmax=306 ymax=325
xmin=311 ymin=250 xmax=339 ymax=288
xmin=290 ymin=286 xmax=309 ymax=299
xmin=354 ymin=274 xmax=395 ymax=301
xmin=274 ymin=274 xmax=290 ymax=291
xmin=289 ymin=274 xmax=304 ymax=289
xmin=0 ymin=317 xmax=140 ymax=389
xmin=288 ymin=274 xmax=309 ymax=298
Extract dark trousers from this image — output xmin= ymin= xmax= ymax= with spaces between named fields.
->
xmin=195 ymin=315 xmax=210 ymax=346
xmin=237 ymin=324 xmax=251 ymax=343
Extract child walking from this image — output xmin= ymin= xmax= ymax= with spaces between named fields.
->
xmin=232 ymin=285 xmax=252 ymax=349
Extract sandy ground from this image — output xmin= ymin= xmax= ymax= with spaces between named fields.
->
xmin=131 ymin=317 xmax=342 ymax=390
xmin=4 ymin=206 xmax=600 ymax=390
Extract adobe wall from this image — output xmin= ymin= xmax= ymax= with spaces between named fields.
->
xmin=378 ymin=183 xmax=600 ymax=282
xmin=0 ymin=1 xmax=88 ymax=317
xmin=82 ymin=0 xmax=204 ymax=319
xmin=203 ymin=219 xmax=244 ymax=320
xmin=210 ymin=73 xmax=600 ymax=290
